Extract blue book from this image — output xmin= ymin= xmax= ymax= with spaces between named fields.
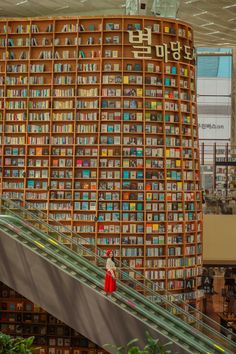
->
xmin=171 ymin=66 xmax=177 ymax=74
xmin=137 ymin=171 xmax=143 ymax=179
xmin=136 ymin=148 xmax=143 ymax=157
xmin=122 ymin=202 xmax=129 ymax=211
xmin=134 ymin=63 xmax=141 ymax=71
xmin=123 ymin=112 xmax=130 ymax=120
xmin=123 ymin=171 xmax=129 ymax=179
xmin=82 ymin=170 xmax=90 ymax=178
xmin=27 ymin=180 xmax=34 ymax=188
xmin=164 ymin=77 xmax=170 ymax=86
xmin=122 ymin=212 xmax=129 ymax=221
xmin=107 ymin=125 xmax=114 ymax=132
xmin=102 ymin=100 xmax=108 ymax=108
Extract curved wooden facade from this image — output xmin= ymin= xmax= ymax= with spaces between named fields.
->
xmin=0 ymin=16 xmax=202 ymax=303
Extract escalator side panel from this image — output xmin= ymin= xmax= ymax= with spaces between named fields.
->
xmin=0 ymin=230 xmax=185 ymax=354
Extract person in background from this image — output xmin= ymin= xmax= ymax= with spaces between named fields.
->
xmin=104 ymin=250 xmax=117 ymax=295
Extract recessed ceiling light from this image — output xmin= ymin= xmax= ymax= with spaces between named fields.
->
xmin=200 ymin=22 xmax=214 ymax=27
xmin=193 ymin=11 xmax=207 ymax=16
xmin=207 ymin=31 xmax=220 ymax=35
xmin=185 ymin=0 xmax=199 ymax=3
xmin=55 ymin=5 xmax=69 ymax=11
xmin=16 ymin=0 xmax=28 ymax=5
xmin=223 ymin=4 xmax=236 ymax=9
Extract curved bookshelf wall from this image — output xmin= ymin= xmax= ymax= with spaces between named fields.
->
xmin=0 ymin=16 xmax=202 ymax=303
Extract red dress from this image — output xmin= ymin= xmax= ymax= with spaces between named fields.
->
xmin=104 ymin=259 xmax=116 ymax=293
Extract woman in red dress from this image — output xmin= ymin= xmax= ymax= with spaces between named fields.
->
xmin=104 ymin=249 xmax=117 ymax=294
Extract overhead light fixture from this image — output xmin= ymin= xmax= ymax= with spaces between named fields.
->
xmin=217 ymin=43 xmax=231 ymax=45
xmin=193 ymin=11 xmax=207 ymax=16
xmin=185 ymin=0 xmax=199 ymax=4
xmin=16 ymin=0 xmax=28 ymax=5
xmin=200 ymin=22 xmax=214 ymax=27
xmin=55 ymin=5 xmax=69 ymax=11
xmin=207 ymin=31 xmax=220 ymax=35
xmin=223 ymin=4 xmax=236 ymax=9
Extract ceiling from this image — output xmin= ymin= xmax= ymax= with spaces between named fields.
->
xmin=0 ymin=0 xmax=236 ymax=47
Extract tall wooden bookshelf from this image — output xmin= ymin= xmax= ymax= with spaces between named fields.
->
xmin=0 ymin=16 xmax=202 ymax=304
xmin=0 ymin=281 xmax=107 ymax=354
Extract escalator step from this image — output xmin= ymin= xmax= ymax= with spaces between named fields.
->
xmin=171 ymin=337 xmax=179 ymax=342
xmin=60 ymin=265 xmax=67 ymax=269
xmin=110 ymin=297 xmax=117 ymax=302
xmin=71 ymin=261 xmax=79 ymax=265
xmin=120 ymin=303 xmax=127 ymax=308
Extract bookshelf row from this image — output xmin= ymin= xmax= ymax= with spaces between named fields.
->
xmin=0 ymin=16 xmax=192 ymax=39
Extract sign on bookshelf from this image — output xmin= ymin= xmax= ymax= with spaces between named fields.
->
xmin=128 ymin=28 xmax=195 ymax=62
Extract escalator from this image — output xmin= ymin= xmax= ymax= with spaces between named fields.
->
xmin=0 ymin=199 xmax=235 ymax=354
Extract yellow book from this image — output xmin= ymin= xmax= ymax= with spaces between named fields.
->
xmin=177 ymin=182 xmax=182 ymax=190
xmin=130 ymin=203 xmax=136 ymax=211
xmin=151 ymin=101 xmax=157 ymax=109
xmin=137 ymin=88 xmax=143 ymax=96
xmin=176 ymin=160 xmax=181 ymax=167
xmin=165 ymin=149 xmax=170 ymax=157
xmin=136 ymin=112 xmax=143 ymax=121
xmin=123 ymin=76 xmax=129 ymax=84
xmin=153 ymin=224 xmax=159 ymax=231
xmin=164 ymin=26 xmax=170 ymax=33
xmin=146 ymin=192 xmax=152 ymax=200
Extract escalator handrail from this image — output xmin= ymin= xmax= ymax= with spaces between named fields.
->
xmin=0 ymin=217 xmax=223 ymax=354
